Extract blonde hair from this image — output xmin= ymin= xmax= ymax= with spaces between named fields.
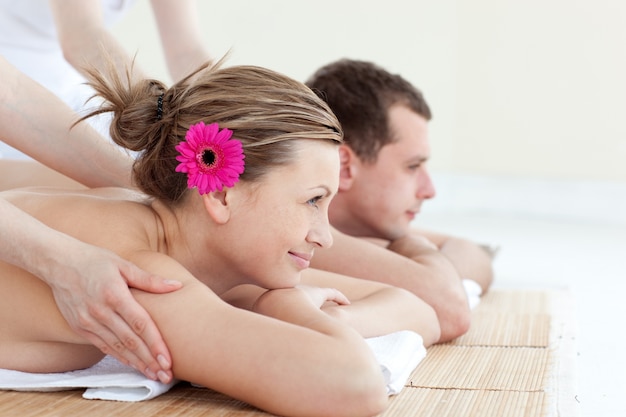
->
xmin=83 ymin=61 xmax=343 ymax=202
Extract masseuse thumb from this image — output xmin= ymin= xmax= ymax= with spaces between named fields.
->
xmin=122 ymin=263 xmax=182 ymax=294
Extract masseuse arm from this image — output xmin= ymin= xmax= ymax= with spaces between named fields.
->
xmin=0 ymin=55 xmax=184 ymax=379
xmin=149 ymin=0 xmax=213 ymax=81
xmin=50 ymin=0 xmax=212 ymax=83
xmin=0 ymin=55 xmax=132 ymax=188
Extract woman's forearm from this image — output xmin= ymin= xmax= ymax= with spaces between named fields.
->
xmin=253 ymin=287 xmax=359 ymax=338
xmin=322 ymin=286 xmax=441 ymax=346
xmin=311 ymin=233 xmax=469 ymax=344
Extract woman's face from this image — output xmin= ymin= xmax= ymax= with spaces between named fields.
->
xmin=222 ymin=139 xmax=340 ymax=289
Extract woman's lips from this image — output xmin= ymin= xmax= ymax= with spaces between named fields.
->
xmin=288 ymin=251 xmax=312 ymax=269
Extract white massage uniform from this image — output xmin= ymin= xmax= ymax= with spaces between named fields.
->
xmin=0 ymin=0 xmax=137 ymax=159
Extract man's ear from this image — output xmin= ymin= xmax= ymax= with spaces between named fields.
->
xmin=338 ymin=145 xmax=357 ymax=191
xmin=201 ymin=190 xmax=231 ymax=224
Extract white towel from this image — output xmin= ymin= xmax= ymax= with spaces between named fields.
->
xmin=0 ymin=355 xmax=177 ymax=401
xmin=0 ymin=332 xmax=426 ymax=401
xmin=463 ymin=278 xmax=483 ymax=310
xmin=365 ymin=330 xmax=427 ymax=395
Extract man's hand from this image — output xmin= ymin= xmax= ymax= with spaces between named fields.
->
xmin=386 ymin=234 xmax=439 ymax=257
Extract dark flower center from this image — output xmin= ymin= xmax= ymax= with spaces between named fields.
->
xmin=202 ymin=149 xmax=216 ymax=167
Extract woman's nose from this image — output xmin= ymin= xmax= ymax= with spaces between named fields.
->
xmin=308 ymin=216 xmax=334 ymax=249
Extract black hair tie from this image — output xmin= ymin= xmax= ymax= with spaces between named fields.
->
xmin=156 ymin=93 xmax=164 ymax=120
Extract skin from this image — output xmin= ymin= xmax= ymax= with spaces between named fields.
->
xmin=0 ymin=55 xmax=179 ymax=380
xmin=49 ymin=0 xmax=212 ymax=83
xmin=0 ymin=140 xmax=439 ymax=417
xmin=329 ymin=105 xmax=436 ymax=240
xmin=1 ymin=0 xmax=216 ymax=375
xmin=312 ymin=104 xmax=494 ymax=342
xmin=0 ymin=55 xmax=132 ymax=190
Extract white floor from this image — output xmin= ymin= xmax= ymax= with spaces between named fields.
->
xmin=416 ymin=172 xmax=626 ymax=417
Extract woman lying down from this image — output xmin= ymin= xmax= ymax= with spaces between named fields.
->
xmin=0 ymin=62 xmax=440 ymax=417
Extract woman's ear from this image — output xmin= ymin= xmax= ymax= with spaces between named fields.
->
xmin=201 ymin=190 xmax=231 ymax=224
xmin=338 ymin=145 xmax=357 ymax=191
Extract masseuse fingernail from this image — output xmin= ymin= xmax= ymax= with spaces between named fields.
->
xmin=157 ymin=354 xmax=170 ymax=369
xmin=145 ymin=368 xmax=157 ymax=380
xmin=158 ymin=371 xmax=171 ymax=383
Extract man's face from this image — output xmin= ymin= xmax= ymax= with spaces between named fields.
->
xmin=334 ymin=105 xmax=436 ymax=240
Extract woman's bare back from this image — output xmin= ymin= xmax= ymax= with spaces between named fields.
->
xmin=0 ymin=260 xmax=104 ymax=372
xmin=0 ymin=187 xmax=159 ymax=372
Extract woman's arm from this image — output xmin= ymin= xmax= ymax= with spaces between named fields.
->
xmin=221 ymin=268 xmax=441 ymax=347
xmin=301 ymin=269 xmax=441 ymax=346
xmin=0 ymin=55 xmax=133 ymax=188
xmin=130 ymin=253 xmax=388 ymax=417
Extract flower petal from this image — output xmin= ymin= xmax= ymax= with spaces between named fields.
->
xmin=175 ymin=121 xmax=246 ymax=194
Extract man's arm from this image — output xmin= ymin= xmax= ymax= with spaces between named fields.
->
xmin=311 ymin=227 xmax=471 ymax=343
xmin=414 ymin=228 xmax=495 ymax=294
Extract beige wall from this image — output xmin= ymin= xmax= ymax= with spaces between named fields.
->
xmin=113 ymin=0 xmax=626 ymax=183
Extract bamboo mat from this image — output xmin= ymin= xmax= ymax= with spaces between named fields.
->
xmin=380 ymin=288 xmax=579 ymax=417
xmin=0 ymin=289 xmax=578 ymax=417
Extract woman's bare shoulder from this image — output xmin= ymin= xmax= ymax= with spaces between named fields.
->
xmin=2 ymin=187 xmax=159 ymax=251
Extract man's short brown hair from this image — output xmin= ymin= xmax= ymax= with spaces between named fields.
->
xmin=306 ymin=59 xmax=431 ymax=162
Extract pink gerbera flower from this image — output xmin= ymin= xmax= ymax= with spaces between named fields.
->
xmin=175 ymin=122 xmax=245 ymax=194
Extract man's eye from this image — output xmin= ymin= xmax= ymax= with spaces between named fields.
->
xmin=307 ymin=196 xmax=323 ymax=206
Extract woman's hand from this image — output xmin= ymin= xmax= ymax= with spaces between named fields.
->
xmin=251 ymin=286 xmax=350 ymax=328
xmin=295 ymin=285 xmax=351 ymax=309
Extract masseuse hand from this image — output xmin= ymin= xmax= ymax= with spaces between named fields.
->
xmin=47 ymin=243 xmax=182 ymax=383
